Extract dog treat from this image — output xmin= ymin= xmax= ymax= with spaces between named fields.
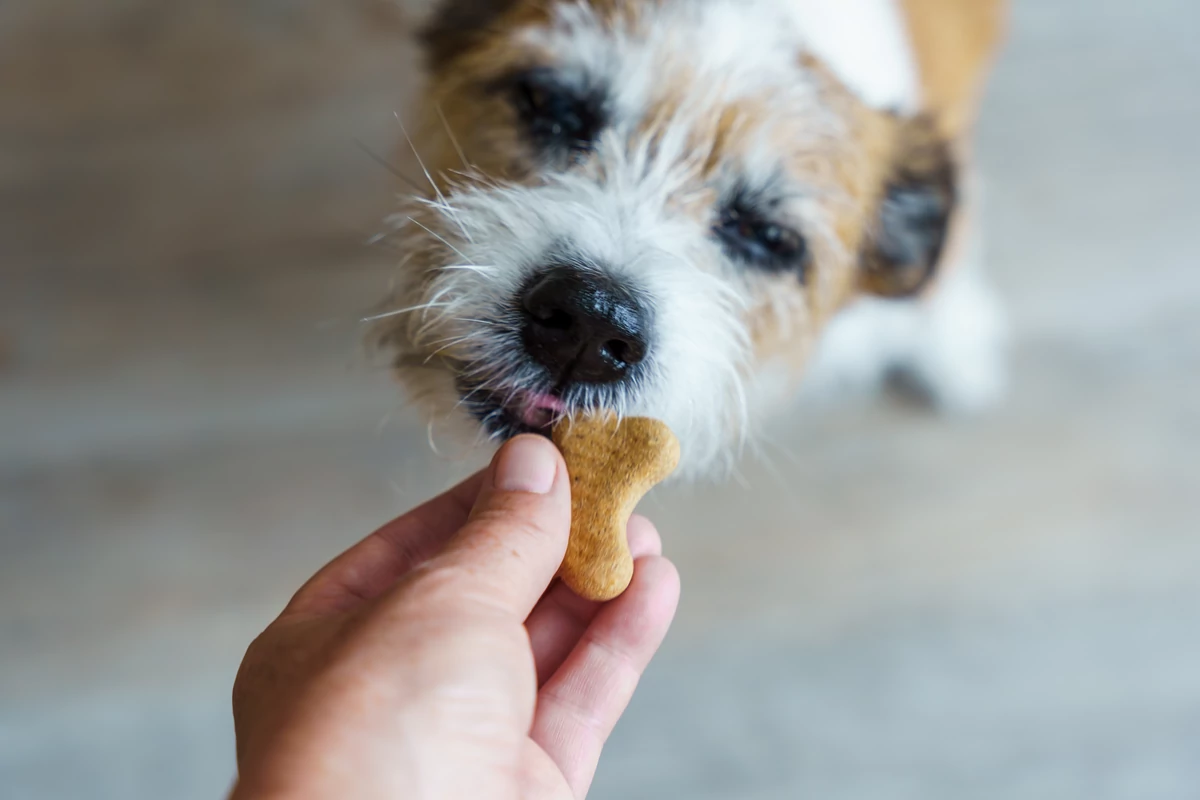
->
xmin=551 ymin=414 xmax=680 ymax=601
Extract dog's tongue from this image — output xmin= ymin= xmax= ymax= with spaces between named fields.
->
xmin=518 ymin=392 xmax=566 ymax=430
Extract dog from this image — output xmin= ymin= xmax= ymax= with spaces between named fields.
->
xmin=375 ymin=0 xmax=1009 ymax=478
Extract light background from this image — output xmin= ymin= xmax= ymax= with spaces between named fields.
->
xmin=2 ymin=1 xmax=1198 ymax=797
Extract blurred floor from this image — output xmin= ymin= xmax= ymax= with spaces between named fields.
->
xmin=2 ymin=1 xmax=1199 ymax=798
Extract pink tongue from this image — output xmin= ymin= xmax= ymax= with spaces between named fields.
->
xmin=519 ymin=393 xmax=565 ymax=428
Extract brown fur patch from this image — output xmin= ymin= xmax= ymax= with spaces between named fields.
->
xmin=745 ymin=61 xmax=901 ymax=366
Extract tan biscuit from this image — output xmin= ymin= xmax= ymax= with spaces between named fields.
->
xmin=551 ymin=414 xmax=680 ymax=601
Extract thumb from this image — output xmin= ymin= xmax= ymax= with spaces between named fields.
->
xmin=415 ymin=434 xmax=571 ymax=621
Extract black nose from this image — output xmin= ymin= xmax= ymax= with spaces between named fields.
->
xmin=520 ymin=265 xmax=650 ymax=384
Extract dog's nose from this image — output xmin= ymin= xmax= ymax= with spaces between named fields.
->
xmin=520 ymin=265 xmax=650 ymax=384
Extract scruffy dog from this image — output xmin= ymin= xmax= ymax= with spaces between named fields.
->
xmin=376 ymin=0 xmax=1008 ymax=478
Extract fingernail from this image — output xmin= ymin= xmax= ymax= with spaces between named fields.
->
xmin=494 ymin=435 xmax=558 ymax=494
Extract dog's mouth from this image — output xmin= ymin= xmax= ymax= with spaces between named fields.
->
xmin=459 ymin=383 xmax=570 ymax=438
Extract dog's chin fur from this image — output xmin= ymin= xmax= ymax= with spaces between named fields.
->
xmin=376 ymin=0 xmax=1008 ymax=479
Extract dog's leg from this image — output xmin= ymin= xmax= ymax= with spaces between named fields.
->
xmin=886 ymin=235 xmax=1008 ymax=414
xmin=802 ymin=201 xmax=1008 ymax=414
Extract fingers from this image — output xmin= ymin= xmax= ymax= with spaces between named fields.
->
xmin=519 ymin=740 xmax=575 ymax=800
xmin=530 ymin=555 xmax=680 ymax=798
xmin=409 ymin=435 xmax=571 ymax=622
xmin=285 ymin=471 xmax=485 ymax=615
xmin=526 ymin=515 xmax=662 ymax=685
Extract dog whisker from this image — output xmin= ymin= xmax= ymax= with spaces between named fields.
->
xmin=361 ymin=300 xmax=453 ymax=323
xmin=439 ymin=264 xmax=496 ymax=275
xmin=405 ymin=216 xmax=471 ymax=263
xmin=435 ymin=102 xmax=472 ymax=172
xmin=353 ymin=138 xmax=424 ymax=194
xmin=396 ymin=113 xmax=475 ymax=245
xmin=425 ymin=419 xmax=444 ymax=457
xmin=411 ymin=196 xmax=474 ymax=245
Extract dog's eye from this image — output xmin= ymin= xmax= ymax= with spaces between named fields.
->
xmin=715 ymin=203 xmax=808 ymax=275
xmin=510 ymin=71 xmax=603 ymax=154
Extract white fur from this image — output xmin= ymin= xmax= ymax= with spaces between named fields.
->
xmin=389 ymin=142 xmax=754 ymax=476
xmin=527 ymin=1 xmax=829 ymax=119
xmin=528 ymin=0 xmax=919 ymax=113
xmin=783 ymin=0 xmax=922 ymax=112
xmin=800 ymin=233 xmax=1009 ymax=413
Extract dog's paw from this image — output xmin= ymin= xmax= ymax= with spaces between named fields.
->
xmin=893 ymin=265 xmax=1008 ymax=415
xmin=801 ymin=262 xmax=1008 ymax=415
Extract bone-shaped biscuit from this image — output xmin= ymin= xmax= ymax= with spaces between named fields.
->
xmin=551 ymin=414 xmax=680 ymax=601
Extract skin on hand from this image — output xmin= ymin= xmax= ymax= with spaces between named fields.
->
xmin=230 ymin=435 xmax=681 ymax=800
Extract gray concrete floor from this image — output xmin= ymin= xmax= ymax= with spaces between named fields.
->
xmin=3 ymin=1 xmax=1199 ymax=798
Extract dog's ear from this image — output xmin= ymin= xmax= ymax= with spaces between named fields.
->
xmin=420 ymin=0 xmax=519 ymax=69
xmin=859 ymin=117 xmax=958 ymax=298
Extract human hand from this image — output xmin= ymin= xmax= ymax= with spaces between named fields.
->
xmin=230 ymin=434 xmax=680 ymax=800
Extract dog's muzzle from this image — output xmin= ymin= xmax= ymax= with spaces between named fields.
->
xmin=456 ymin=263 xmax=654 ymax=438
xmin=519 ymin=264 xmax=651 ymax=387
